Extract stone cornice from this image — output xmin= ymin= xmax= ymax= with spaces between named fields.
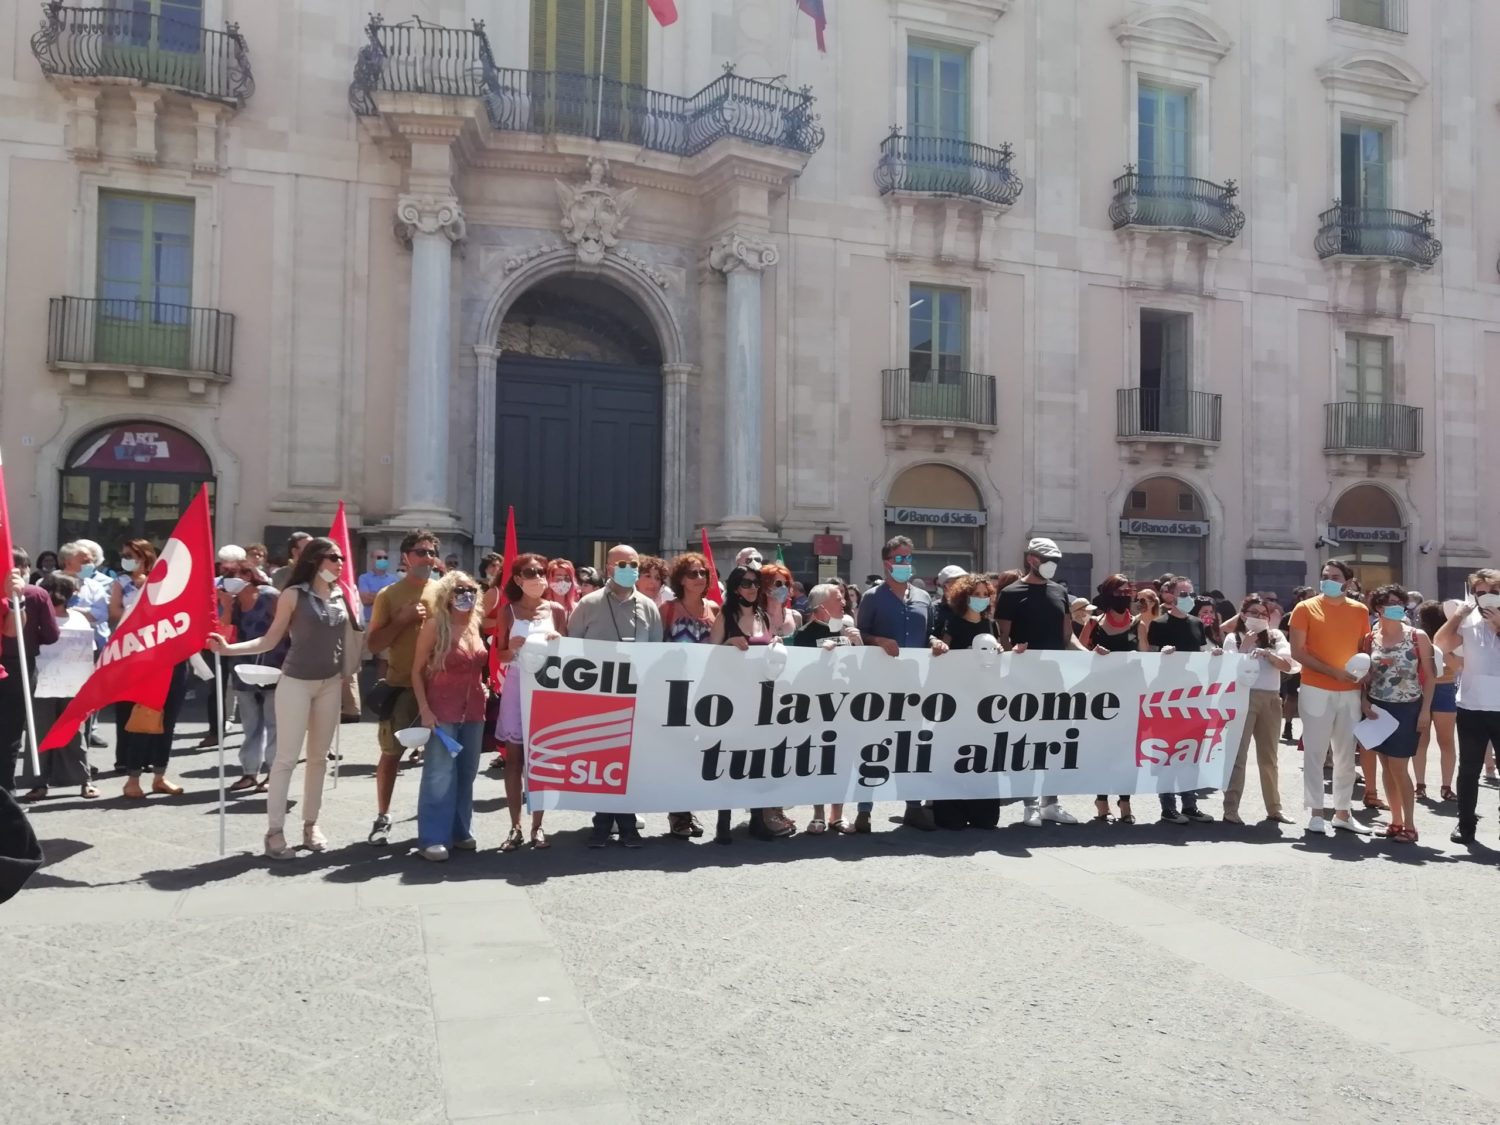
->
xmin=1113 ymin=5 xmax=1233 ymax=69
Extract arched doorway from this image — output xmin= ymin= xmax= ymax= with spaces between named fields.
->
xmin=1328 ymin=484 xmax=1405 ymax=588
xmin=496 ymin=276 xmax=663 ymax=567
xmin=59 ymin=422 xmax=215 ymax=564
xmin=882 ymin=464 xmax=986 ymax=584
xmin=1119 ymin=475 xmax=1209 ymax=587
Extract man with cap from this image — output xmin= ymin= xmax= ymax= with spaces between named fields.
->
xmin=995 ymin=537 xmax=1085 ymax=827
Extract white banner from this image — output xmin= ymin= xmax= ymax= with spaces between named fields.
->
xmin=520 ymin=640 xmax=1254 ymax=813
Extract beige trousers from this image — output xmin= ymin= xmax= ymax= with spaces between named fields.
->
xmin=267 ymin=673 xmax=342 ymax=834
xmin=1224 ymin=689 xmax=1284 ymax=820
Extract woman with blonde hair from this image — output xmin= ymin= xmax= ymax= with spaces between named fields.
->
xmin=410 ymin=570 xmax=492 ymax=861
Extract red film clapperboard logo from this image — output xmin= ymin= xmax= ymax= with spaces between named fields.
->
xmin=1135 ymin=681 xmax=1238 ymax=767
xmin=527 ymin=690 xmax=636 ymax=795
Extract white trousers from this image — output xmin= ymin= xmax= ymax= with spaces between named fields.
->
xmin=267 ymin=673 xmax=341 ymax=834
xmin=1299 ymin=685 xmax=1362 ymax=813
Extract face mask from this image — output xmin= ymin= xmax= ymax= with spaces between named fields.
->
xmin=613 ymin=566 xmax=639 ymax=589
xmin=374 ymin=558 xmax=389 ymax=571
xmin=396 ymin=569 xmax=407 ymax=578
xmin=521 ymin=577 xmax=546 ymax=599
xmin=452 ymin=591 xmax=477 ymax=612
xmin=1103 ymin=594 xmax=1131 ymax=613
xmin=891 ymin=564 xmax=914 ymax=583
xmin=409 ymin=565 xmax=432 ymax=580
xmin=318 ymin=568 xmax=339 ymax=586
xmin=1243 ymin=616 xmax=1269 ymax=633
xmin=1320 ymin=579 xmax=1345 ymax=598
xmin=969 ymin=596 xmax=991 ymax=613
xmin=1380 ymin=605 xmax=1406 ymax=621
xmin=222 ymin=577 xmax=248 ymax=595
xmin=1037 ymin=561 xmax=1058 ymax=580
xmin=120 ymin=558 xmax=138 ymax=574
xmin=770 ymin=585 xmax=790 ymax=603
xmin=1171 ymin=595 xmax=1194 ymax=613
xmin=79 ymin=563 xmax=96 ymax=579
xmin=550 ymin=579 xmax=572 ymax=596
xmin=1477 ymin=593 xmax=1500 ymax=611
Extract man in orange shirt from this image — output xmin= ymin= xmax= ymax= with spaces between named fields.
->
xmin=1288 ymin=560 xmax=1374 ymax=837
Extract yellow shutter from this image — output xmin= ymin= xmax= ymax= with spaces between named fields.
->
xmin=529 ymin=0 xmax=645 ymax=82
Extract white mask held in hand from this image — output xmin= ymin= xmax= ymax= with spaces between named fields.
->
xmin=519 ymin=631 xmax=551 ymax=675
xmin=972 ymin=632 xmax=1001 ymax=669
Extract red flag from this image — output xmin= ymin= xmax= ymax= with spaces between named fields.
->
xmin=797 ymin=0 xmax=827 ymax=52
xmin=700 ymin=527 xmax=722 ymax=605
xmin=327 ymin=502 xmax=361 ymax=620
xmin=0 ymin=444 xmax=15 ymax=680
xmin=41 ymin=487 xmax=217 ymax=750
xmin=646 ymin=0 xmax=678 ymax=26
xmin=487 ymin=506 xmax=518 ymax=692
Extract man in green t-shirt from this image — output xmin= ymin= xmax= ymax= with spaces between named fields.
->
xmin=364 ymin=529 xmax=441 ymax=846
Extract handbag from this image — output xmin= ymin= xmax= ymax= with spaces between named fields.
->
xmin=125 ymin=704 xmax=165 ymax=734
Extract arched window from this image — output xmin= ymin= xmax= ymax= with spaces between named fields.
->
xmin=1328 ymin=484 xmax=1405 ymax=588
xmin=1120 ymin=476 xmax=1208 ymax=588
xmin=59 ymin=423 xmax=214 ymax=564
xmin=883 ymin=464 xmax=986 ymax=583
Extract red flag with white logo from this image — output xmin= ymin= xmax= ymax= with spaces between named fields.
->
xmin=699 ymin=527 xmax=722 ymax=605
xmin=0 ymin=443 xmax=16 ymax=681
xmin=40 ymin=487 xmax=217 ymax=750
xmin=327 ymin=501 xmax=360 ymax=620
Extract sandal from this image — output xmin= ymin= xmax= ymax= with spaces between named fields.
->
xmin=228 ymin=776 xmax=258 ymax=793
xmin=828 ymin=819 xmax=853 ymax=834
xmin=80 ymin=785 xmax=99 ymax=799
xmin=1377 ymin=822 xmax=1403 ymax=838
xmin=806 ymin=818 xmax=827 ymax=835
xmin=499 ymin=827 xmax=524 ymax=853
xmin=1415 ymin=783 xmax=1427 ymax=798
xmin=1398 ymin=826 xmax=1419 ymax=844
xmin=1117 ymin=800 xmax=1134 ymax=825
xmin=1363 ymin=795 xmax=1388 ymax=811
xmin=530 ymin=828 xmax=550 ymax=850
xmin=254 ymin=778 xmax=270 ymax=793
xmin=1090 ymin=813 xmax=1112 ymax=824
xmin=1441 ymin=785 xmax=1456 ymax=802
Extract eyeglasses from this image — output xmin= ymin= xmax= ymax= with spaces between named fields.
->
xmin=409 ymin=548 xmax=439 ymax=559
xmin=769 ymin=580 xmax=789 ymax=589
xmin=518 ymin=567 xmax=545 ymax=579
xmin=890 ymin=555 xmax=913 ymax=564
xmin=684 ymin=569 xmax=708 ymax=579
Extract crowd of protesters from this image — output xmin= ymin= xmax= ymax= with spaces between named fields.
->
xmin=5 ymin=526 xmax=1500 ymax=861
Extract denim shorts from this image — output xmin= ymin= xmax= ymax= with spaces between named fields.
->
xmin=1432 ymin=681 xmax=1458 ymax=714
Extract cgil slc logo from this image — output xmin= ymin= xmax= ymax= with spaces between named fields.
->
xmin=526 ymin=657 xmax=639 ymax=795
xmin=1134 ymin=682 xmax=1238 ymax=767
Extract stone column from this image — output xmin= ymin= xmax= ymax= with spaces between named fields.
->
xmin=661 ymin=362 xmax=700 ymax=551
xmin=473 ymin=344 xmax=501 ymax=549
xmin=394 ymin=193 xmax=465 ymax=528
xmin=708 ymin=232 xmax=779 ymax=538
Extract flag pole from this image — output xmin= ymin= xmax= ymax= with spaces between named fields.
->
xmin=332 ymin=722 xmax=340 ymax=790
xmin=594 ymin=0 xmax=609 ymax=138
xmin=214 ymin=652 xmax=225 ymax=856
xmin=12 ymin=593 xmax=40 ymax=780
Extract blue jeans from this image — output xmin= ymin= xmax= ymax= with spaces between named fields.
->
xmin=1159 ymin=791 xmax=1201 ymax=815
xmin=417 ymin=721 xmax=483 ymax=847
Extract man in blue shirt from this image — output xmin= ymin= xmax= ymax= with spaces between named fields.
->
xmin=855 ymin=535 xmax=950 ymax=833
xmin=358 ymin=548 xmax=399 ymax=625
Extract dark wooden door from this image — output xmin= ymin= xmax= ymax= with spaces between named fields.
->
xmin=496 ymin=355 xmax=662 ymax=565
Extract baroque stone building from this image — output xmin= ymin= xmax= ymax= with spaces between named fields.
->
xmin=1 ymin=0 xmax=1497 ymax=596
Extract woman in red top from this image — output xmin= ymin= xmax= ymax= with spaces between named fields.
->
xmin=411 ymin=570 xmax=491 ymax=862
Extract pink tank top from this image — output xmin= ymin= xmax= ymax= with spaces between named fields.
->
xmin=426 ymin=641 xmax=489 ymax=724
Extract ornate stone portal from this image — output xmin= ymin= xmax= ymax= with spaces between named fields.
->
xmin=555 ymin=158 xmax=636 ymax=267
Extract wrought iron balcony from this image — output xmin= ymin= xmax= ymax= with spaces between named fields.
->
xmin=1323 ymin=402 xmax=1423 ymax=457
xmin=1116 ymin=388 xmax=1222 ymax=444
xmin=1109 ymin=168 xmax=1245 ymax=242
xmin=47 ymin=297 xmax=234 ymax=380
xmin=350 ymin=16 xmax=824 ymax=157
xmin=1315 ymin=204 xmax=1441 ymax=268
xmin=30 ymin=2 xmax=253 ymax=105
xmin=1332 ymin=0 xmax=1406 ymax=34
xmin=882 ymin=369 xmax=997 ymax=429
xmin=874 ymin=130 xmax=1023 ymax=208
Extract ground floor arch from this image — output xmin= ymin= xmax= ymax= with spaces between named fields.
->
xmin=1119 ymin=475 xmax=1210 ymax=589
xmin=882 ymin=463 xmax=987 ymax=584
xmin=1327 ymin=482 xmax=1407 ymax=589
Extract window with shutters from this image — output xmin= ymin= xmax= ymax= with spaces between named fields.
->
xmin=530 ymin=0 xmax=646 ymax=84
xmin=96 ymin=192 xmax=194 ymax=369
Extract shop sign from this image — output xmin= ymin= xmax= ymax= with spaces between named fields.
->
xmin=1330 ymin=525 xmax=1405 ymax=543
xmin=885 ymin=506 xmax=986 ymax=528
xmin=1119 ymin=518 xmax=1209 ymax=538
xmin=812 ymin=534 xmax=844 ymax=556
xmin=68 ymin=424 xmax=212 ymax=474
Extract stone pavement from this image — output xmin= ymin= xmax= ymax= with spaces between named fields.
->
xmin=4 ymin=716 xmax=1500 ymax=1124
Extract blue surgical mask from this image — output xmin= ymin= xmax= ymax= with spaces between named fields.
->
xmin=1320 ymin=579 xmax=1345 ymax=598
xmin=1176 ymin=595 xmax=1196 ymax=613
xmin=453 ymin=591 xmax=477 ymax=612
xmin=969 ymin=596 xmax=990 ymax=613
xmin=891 ymin=564 xmax=914 ymax=583
xmin=1381 ymin=605 xmax=1406 ymax=621
xmin=770 ymin=585 xmax=790 ymax=603
xmin=614 ymin=565 xmax=640 ymax=589
xmin=374 ymin=558 xmax=389 ymax=571
xmin=79 ymin=563 xmax=96 ymax=579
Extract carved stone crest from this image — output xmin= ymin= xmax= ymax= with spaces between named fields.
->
xmin=555 ymin=159 xmax=636 ymax=266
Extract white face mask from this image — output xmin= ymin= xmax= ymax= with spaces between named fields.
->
xmin=550 ymin=579 xmax=573 ymax=596
xmin=521 ymin=577 xmax=547 ymax=599
xmin=222 ymin=577 xmax=248 ymax=595
xmin=318 ymin=567 xmax=339 ymax=586
xmin=1037 ymin=560 xmax=1058 ymax=581
xmin=1243 ymin=616 xmax=1269 ymax=633
xmin=120 ymin=558 xmax=139 ymax=574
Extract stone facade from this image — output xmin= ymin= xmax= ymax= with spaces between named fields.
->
xmin=1 ymin=1 xmax=1498 ymax=597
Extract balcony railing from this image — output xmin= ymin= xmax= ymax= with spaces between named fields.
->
xmin=1323 ymin=402 xmax=1422 ymax=456
xmin=350 ymin=16 xmax=824 ymax=157
xmin=874 ymin=130 xmax=1023 ymax=208
xmin=1332 ymin=0 xmax=1407 ymax=34
xmin=47 ymin=297 xmax=234 ymax=379
xmin=30 ymin=2 xmax=253 ymax=105
xmin=1116 ymin=388 xmax=1223 ymax=444
xmin=881 ymin=369 xmax=997 ymax=428
xmin=1109 ymin=167 xmax=1245 ymax=242
xmin=1315 ymin=204 xmax=1442 ymax=268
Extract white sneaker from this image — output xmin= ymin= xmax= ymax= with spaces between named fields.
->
xmin=1022 ymin=806 xmax=1042 ymax=827
xmin=1040 ymin=805 xmax=1078 ymax=824
xmin=418 ymin=844 xmax=450 ymax=862
xmin=1306 ymin=815 xmax=1329 ymax=835
xmin=453 ymin=837 xmax=478 ymax=851
xmin=1331 ymin=814 xmax=1373 ymax=835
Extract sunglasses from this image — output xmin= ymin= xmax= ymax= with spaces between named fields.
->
xmin=614 ymin=561 xmax=639 ymax=570
xmin=683 ymin=569 xmax=709 ymax=579
xmin=737 ymin=578 xmax=759 ymax=589
xmin=375 ymin=555 xmax=388 ymax=561
xmin=518 ymin=567 xmax=545 ymax=579
xmin=323 ymin=553 xmax=344 ymax=563
xmin=769 ymin=580 xmax=789 ymax=589
xmin=454 ymin=587 xmax=478 ymax=597
xmin=890 ymin=555 xmax=913 ymax=564
xmin=408 ymin=548 xmax=439 ymax=559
